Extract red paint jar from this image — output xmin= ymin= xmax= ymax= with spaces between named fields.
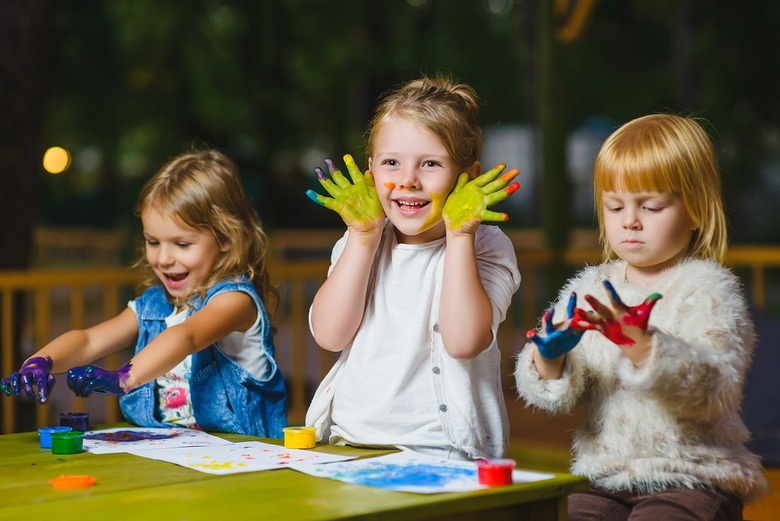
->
xmin=477 ymin=458 xmax=516 ymax=486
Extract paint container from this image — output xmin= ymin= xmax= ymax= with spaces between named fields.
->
xmin=59 ymin=412 xmax=89 ymax=432
xmin=283 ymin=426 xmax=316 ymax=449
xmin=50 ymin=475 xmax=96 ymax=489
xmin=38 ymin=426 xmax=73 ymax=449
xmin=50 ymin=430 xmax=84 ymax=454
xmin=476 ymin=458 xmax=516 ymax=486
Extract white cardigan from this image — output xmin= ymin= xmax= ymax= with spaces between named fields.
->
xmin=515 ymin=258 xmax=768 ymax=501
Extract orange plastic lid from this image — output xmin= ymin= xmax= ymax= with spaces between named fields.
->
xmin=50 ymin=475 xmax=96 ymax=489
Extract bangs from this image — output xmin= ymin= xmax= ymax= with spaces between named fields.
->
xmin=594 ymin=135 xmax=681 ymax=196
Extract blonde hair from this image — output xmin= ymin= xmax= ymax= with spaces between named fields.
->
xmin=593 ymin=114 xmax=727 ymax=264
xmin=366 ymin=76 xmax=483 ymax=171
xmin=135 ymin=149 xmax=277 ymax=313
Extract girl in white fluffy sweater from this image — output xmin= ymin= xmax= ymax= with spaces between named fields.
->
xmin=514 ymin=114 xmax=767 ymax=520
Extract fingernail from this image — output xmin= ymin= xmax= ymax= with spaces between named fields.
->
xmin=314 ymin=167 xmax=326 ymax=180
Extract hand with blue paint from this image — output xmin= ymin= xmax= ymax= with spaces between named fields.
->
xmin=442 ymin=164 xmax=520 ymax=234
xmin=306 ymin=154 xmax=385 ymax=233
xmin=527 ymin=293 xmax=584 ymax=360
xmin=66 ymin=362 xmax=132 ymax=397
xmin=1 ymin=356 xmax=56 ymax=403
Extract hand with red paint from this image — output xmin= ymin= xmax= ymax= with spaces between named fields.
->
xmin=306 ymin=154 xmax=385 ymax=233
xmin=527 ymin=292 xmax=585 ymax=360
xmin=66 ymin=362 xmax=132 ymax=397
xmin=572 ymin=280 xmax=662 ymax=365
xmin=1 ymin=356 xmax=56 ymax=403
xmin=442 ymin=163 xmax=521 ymax=235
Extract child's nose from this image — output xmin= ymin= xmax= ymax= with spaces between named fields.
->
xmin=158 ymin=245 xmax=175 ymax=265
xmin=398 ymin=167 xmax=421 ymax=190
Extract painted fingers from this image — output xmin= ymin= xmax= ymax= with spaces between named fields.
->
xmin=306 ymin=154 xmax=384 ymax=232
xmin=442 ymin=163 xmax=521 ymax=231
xmin=0 ymin=356 xmax=55 ymax=403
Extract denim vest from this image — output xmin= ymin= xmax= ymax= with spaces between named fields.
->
xmin=119 ymin=279 xmax=287 ymax=438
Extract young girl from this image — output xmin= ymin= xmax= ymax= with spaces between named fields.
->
xmin=514 ymin=114 xmax=767 ymax=519
xmin=1 ymin=149 xmax=287 ymax=437
xmin=304 ymin=76 xmax=522 ymax=460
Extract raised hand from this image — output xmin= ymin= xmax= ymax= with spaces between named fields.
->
xmin=66 ymin=362 xmax=132 ymax=397
xmin=572 ymin=280 xmax=662 ymax=347
xmin=305 ymin=154 xmax=385 ymax=233
xmin=527 ymin=293 xmax=584 ymax=360
xmin=1 ymin=356 xmax=56 ymax=403
xmin=442 ymin=163 xmax=520 ymax=234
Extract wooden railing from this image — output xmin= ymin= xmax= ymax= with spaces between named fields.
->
xmin=2 ymin=243 xmax=779 ymax=434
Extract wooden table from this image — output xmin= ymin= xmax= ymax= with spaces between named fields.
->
xmin=0 ymin=428 xmax=588 ymax=520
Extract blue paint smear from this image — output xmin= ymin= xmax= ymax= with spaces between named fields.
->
xmin=336 ymin=463 xmax=476 ymax=488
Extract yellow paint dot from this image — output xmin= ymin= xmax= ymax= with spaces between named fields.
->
xmin=43 ymin=146 xmax=71 ymax=174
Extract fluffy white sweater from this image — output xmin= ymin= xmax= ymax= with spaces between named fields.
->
xmin=514 ymin=258 xmax=768 ymax=501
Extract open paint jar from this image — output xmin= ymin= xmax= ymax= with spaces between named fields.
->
xmin=283 ymin=426 xmax=316 ymax=449
xmin=59 ymin=412 xmax=89 ymax=432
xmin=477 ymin=458 xmax=516 ymax=486
xmin=50 ymin=430 xmax=85 ymax=454
xmin=38 ymin=426 xmax=73 ymax=449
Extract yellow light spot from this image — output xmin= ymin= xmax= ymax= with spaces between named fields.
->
xmin=43 ymin=146 xmax=71 ymax=174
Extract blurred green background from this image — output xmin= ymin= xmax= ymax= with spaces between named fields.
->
xmin=3 ymin=0 xmax=780 ymax=270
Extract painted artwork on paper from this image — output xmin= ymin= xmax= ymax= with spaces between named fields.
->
xmin=290 ymin=450 xmax=555 ymax=494
xmin=83 ymin=427 xmax=231 ymax=454
xmin=128 ymin=441 xmax=355 ymax=474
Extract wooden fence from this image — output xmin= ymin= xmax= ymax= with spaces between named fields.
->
xmin=2 ymin=236 xmax=779 ymax=434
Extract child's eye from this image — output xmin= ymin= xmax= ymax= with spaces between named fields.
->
xmin=643 ymin=206 xmax=663 ymax=213
xmin=422 ymin=160 xmax=442 ymax=168
xmin=606 ymin=206 xmax=622 ymax=213
xmin=145 ymin=239 xmax=159 ymax=246
xmin=381 ymin=159 xmax=398 ymax=167
xmin=176 ymin=242 xmax=191 ymax=248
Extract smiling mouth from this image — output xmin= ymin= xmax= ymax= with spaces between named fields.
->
xmin=165 ymin=273 xmax=188 ymax=282
xmin=395 ymin=200 xmax=429 ymax=209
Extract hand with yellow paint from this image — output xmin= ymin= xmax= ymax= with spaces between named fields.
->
xmin=306 ymin=154 xmax=385 ymax=233
xmin=442 ymin=163 xmax=520 ymax=235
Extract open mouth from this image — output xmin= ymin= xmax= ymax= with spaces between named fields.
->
xmin=165 ymin=273 xmax=188 ymax=282
xmin=395 ymin=200 xmax=429 ymax=211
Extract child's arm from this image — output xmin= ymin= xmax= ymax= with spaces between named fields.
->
xmin=68 ymin=291 xmax=257 ymax=396
xmin=439 ymin=165 xmax=520 ymax=359
xmin=1 ymin=308 xmax=139 ymax=402
xmin=306 ymin=155 xmax=385 ymax=351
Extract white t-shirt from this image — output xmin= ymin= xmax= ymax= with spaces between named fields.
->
xmin=307 ymin=222 xmax=521 ymax=459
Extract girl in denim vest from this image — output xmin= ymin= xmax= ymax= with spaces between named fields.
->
xmin=1 ymin=149 xmax=286 ymax=437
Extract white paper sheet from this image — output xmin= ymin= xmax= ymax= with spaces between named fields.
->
xmin=127 ymin=441 xmax=356 ymax=474
xmin=82 ymin=427 xmax=232 ymax=454
xmin=290 ymin=450 xmax=555 ymax=494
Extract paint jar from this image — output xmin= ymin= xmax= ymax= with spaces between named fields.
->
xmin=51 ymin=430 xmax=85 ymax=454
xmin=59 ymin=412 xmax=89 ymax=432
xmin=283 ymin=426 xmax=316 ymax=449
xmin=38 ymin=426 xmax=73 ymax=449
xmin=477 ymin=458 xmax=516 ymax=486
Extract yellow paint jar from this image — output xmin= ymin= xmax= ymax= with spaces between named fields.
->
xmin=283 ymin=426 xmax=316 ymax=449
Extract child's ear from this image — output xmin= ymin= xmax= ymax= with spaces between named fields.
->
xmin=466 ymin=161 xmax=481 ymax=181
xmin=368 ymin=157 xmax=373 ymax=171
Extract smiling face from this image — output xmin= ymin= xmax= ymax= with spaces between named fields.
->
xmin=141 ymin=207 xmax=225 ymax=301
xmin=369 ymin=115 xmax=467 ymax=244
xmin=602 ymin=190 xmax=695 ymax=285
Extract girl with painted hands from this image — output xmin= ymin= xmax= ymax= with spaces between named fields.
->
xmin=1 ymin=150 xmax=286 ymax=437
xmin=305 ymin=76 xmax=522 ymax=460
xmin=515 ymin=114 xmax=767 ymax=520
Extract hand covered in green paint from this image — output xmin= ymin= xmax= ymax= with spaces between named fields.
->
xmin=442 ymin=163 xmax=520 ymax=235
xmin=306 ymin=154 xmax=385 ymax=233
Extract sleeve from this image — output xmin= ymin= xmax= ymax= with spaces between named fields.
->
xmin=474 ymin=226 xmax=521 ymax=328
xmin=615 ymin=262 xmax=755 ymax=422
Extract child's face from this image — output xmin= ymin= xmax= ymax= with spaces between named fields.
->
xmin=369 ymin=115 xmax=465 ymax=244
xmin=141 ymin=208 xmax=225 ymax=301
xmin=602 ymin=190 xmax=695 ymax=284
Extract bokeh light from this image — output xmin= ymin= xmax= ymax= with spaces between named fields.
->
xmin=43 ymin=146 xmax=72 ymax=174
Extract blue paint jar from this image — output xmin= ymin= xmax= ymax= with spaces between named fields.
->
xmin=38 ymin=426 xmax=73 ymax=449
